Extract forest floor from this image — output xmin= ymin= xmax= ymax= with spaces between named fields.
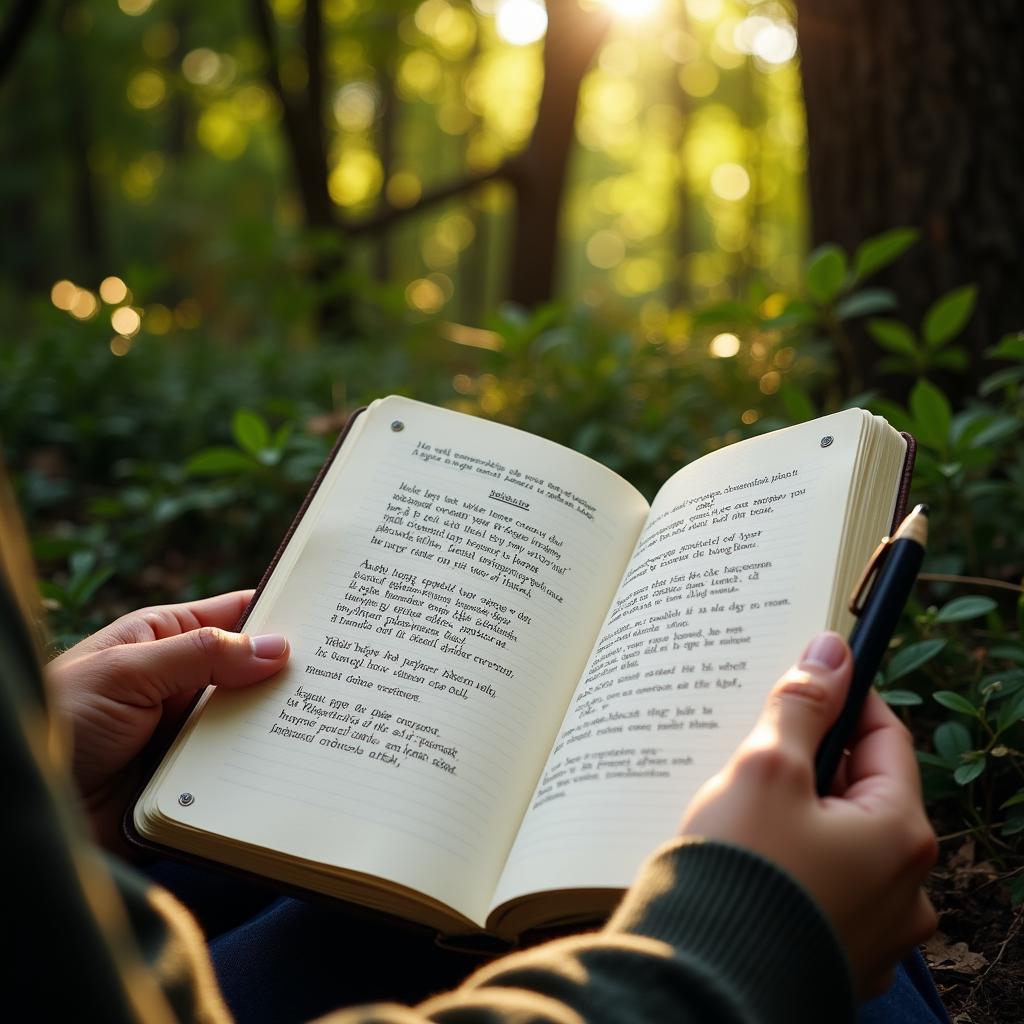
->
xmin=925 ymin=825 xmax=1023 ymax=1023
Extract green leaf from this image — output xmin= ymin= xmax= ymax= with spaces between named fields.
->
xmin=1001 ymin=816 xmax=1024 ymax=836
xmin=997 ymin=690 xmax=1024 ymax=732
xmin=935 ymin=595 xmax=998 ymax=623
xmin=989 ymin=645 xmax=1024 ymax=664
xmin=834 ymin=289 xmax=898 ymax=320
xmin=68 ymin=566 xmax=115 ymax=607
xmin=909 ymin=379 xmax=952 ymax=451
xmin=980 ymin=366 xmax=1024 ymax=396
xmin=69 ymin=549 xmax=96 ymax=578
xmin=32 ymin=537 xmax=86 ymax=560
xmin=232 ymin=410 xmax=270 ymax=455
xmin=1012 ymin=873 xmax=1024 ymax=907
xmin=922 ymin=285 xmax=977 ymax=348
xmin=886 ymin=639 xmax=946 ymax=681
xmin=970 ymin=416 xmax=1021 ymax=448
xmin=853 ymin=228 xmax=919 ymax=281
xmin=805 ymin=244 xmax=848 ymax=303
xmin=1001 ymin=790 xmax=1024 ymax=810
xmin=185 ymin=447 xmax=256 ymax=476
xmin=867 ymin=318 xmax=917 ymax=357
xmin=762 ymin=299 xmax=817 ymax=329
xmin=987 ymin=331 xmax=1024 ymax=361
xmin=930 ymin=349 xmax=969 ymax=371
xmin=38 ymin=580 xmax=65 ymax=604
xmin=933 ymin=691 xmax=979 ymax=716
xmin=880 ymin=689 xmax=924 ymax=706
xmin=954 ymin=758 xmax=986 ymax=785
xmin=272 ymin=422 xmax=294 ymax=451
xmin=934 ymin=721 xmax=972 ymax=763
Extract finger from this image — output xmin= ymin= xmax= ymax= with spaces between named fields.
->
xmin=136 ymin=590 xmax=258 ymax=639
xmin=749 ymin=632 xmax=852 ymax=764
xmin=842 ymin=689 xmax=921 ymax=805
xmin=95 ymin=626 xmax=289 ymax=705
xmin=61 ymin=590 xmax=258 ymax=656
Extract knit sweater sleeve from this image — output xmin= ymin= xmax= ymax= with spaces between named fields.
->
xmin=319 ymin=839 xmax=855 ymax=1024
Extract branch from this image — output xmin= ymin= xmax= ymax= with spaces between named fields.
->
xmin=247 ymin=0 xmax=285 ymax=101
xmin=248 ymin=0 xmax=334 ymax=228
xmin=918 ymin=573 xmax=1023 ymax=594
xmin=0 ymin=0 xmax=44 ymax=86
xmin=304 ymin=0 xmax=323 ymax=134
xmin=345 ymin=161 xmax=516 ymax=236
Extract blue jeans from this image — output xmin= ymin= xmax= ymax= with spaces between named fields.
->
xmin=148 ymin=861 xmax=949 ymax=1024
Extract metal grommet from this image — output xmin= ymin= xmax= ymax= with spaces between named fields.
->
xmin=178 ymin=792 xmax=195 ymax=807
xmin=391 ymin=420 xmax=404 ymax=432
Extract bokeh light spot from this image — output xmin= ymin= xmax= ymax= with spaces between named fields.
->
xmin=405 ymin=278 xmax=446 ymax=314
xmin=710 ymin=162 xmax=751 ymax=201
xmin=111 ymin=307 xmax=142 ymax=337
xmin=70 ymin=290 xmax=99 ymax=320
xmin=127 ymin=70 xmax=167 ymax=110
xmin=586 ymin=230 xmax=626 ymax=270
xmin=709 ymin=332 xmax=741 ymax=358
xmin=99 ymin=277 xmax=128 ymax=304
xmin=495 ymin=0 xmax=547 ymax=46
xmin=51 ymin=280 xmax=77 ymax=311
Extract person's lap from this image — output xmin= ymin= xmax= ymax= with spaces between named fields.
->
xmin=148 ymin=862 xmax=949 ymax=1024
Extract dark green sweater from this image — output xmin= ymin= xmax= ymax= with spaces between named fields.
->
xmin=3 ymin=581 xmax=854 ymax=1023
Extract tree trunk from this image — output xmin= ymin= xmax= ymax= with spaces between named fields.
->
xmin=796 ymin=0 xmax=1024 ymax=393
xmin=505 ymin=1 xmax=610 ymax=307
xmin=0 ymin=0 xmax=42 ymax=87
xmin=60 ymin=0 xmax=104 ymax=276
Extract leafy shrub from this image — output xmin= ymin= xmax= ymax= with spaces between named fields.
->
xmin=2 ymin=230 xmax=1022 ymax=884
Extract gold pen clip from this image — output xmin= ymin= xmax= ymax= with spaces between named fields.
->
xmin=848 ymin=537 xmax=893 ymax=616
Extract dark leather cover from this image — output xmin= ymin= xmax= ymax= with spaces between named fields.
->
xmin=890 ymin=432 xmax=917 ymax=534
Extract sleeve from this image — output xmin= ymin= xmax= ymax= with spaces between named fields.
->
xmin=317 ymin=839 xmax=855 ymax=1024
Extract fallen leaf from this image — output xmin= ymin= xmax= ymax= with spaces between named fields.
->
xmin=923 ymin=932 xmax=988 ymax=974
xmin=948 ymin=839 xmax=976 ymax=872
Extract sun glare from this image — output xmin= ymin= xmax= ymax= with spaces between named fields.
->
xmin=494 ymin=0 xmax=548 ymax=46
xmin=600 ymin=0 xmax=661 ymax=19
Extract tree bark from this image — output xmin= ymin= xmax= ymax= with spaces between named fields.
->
xmin=59 ymin=0 xmax=104 ymax=275
xmin=505 ymin=1 xmax=611 ymax=307
xmin=249 ymin=0 xmax=333 ymax=232
xmin=796 ymin=0 xmax=1024 ymax=394
xmin=0 ymin=0 xmax=43 ymax=87
xmin=249 ymin=0 xmax=349 ymax=333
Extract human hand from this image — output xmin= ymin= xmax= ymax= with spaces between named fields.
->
xmin=47 ymin=591 xmax=289 ymax=845
xmin=678 ymin=632 xmax=938 ymax=1000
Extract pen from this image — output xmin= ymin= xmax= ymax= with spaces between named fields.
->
xmin=814 ymin=503 xmax=929 ymax=796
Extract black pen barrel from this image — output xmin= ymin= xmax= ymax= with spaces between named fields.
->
xmin=814 ymin=537 xmax=925 ymax=795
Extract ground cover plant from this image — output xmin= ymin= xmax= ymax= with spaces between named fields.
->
xmin=3 ymin=228 xmax=1022 ymax=1019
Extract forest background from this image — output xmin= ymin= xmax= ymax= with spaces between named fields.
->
xmin=1 ymin=1 xmax=1022 ymax=1019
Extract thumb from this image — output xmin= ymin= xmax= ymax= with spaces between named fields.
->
xmin=757 ymin=632 xmax=852 ymax=763
xmin=101 ymin=626 xmax=290 ymax=705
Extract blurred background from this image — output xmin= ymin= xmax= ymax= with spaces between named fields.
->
xmin=1 ymin=2 xmax=1023 ymax=1013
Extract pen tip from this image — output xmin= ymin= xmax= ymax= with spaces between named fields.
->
xmin=915 ymin=503 xmax=930 ymax=517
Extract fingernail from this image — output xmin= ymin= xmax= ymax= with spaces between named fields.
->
xmin=251 ymin=633 xmax=288 ymax=659
xmin=801 ymin=632 xmax=846 ymax=670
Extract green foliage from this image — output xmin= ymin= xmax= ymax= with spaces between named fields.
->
xmin=852 ymin=228 xmax=919 ymax=282
xmin=3 ymin=224 xmax=1022 ymax=886
xmin=864 ymin=284 xmax=977 ymax=378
